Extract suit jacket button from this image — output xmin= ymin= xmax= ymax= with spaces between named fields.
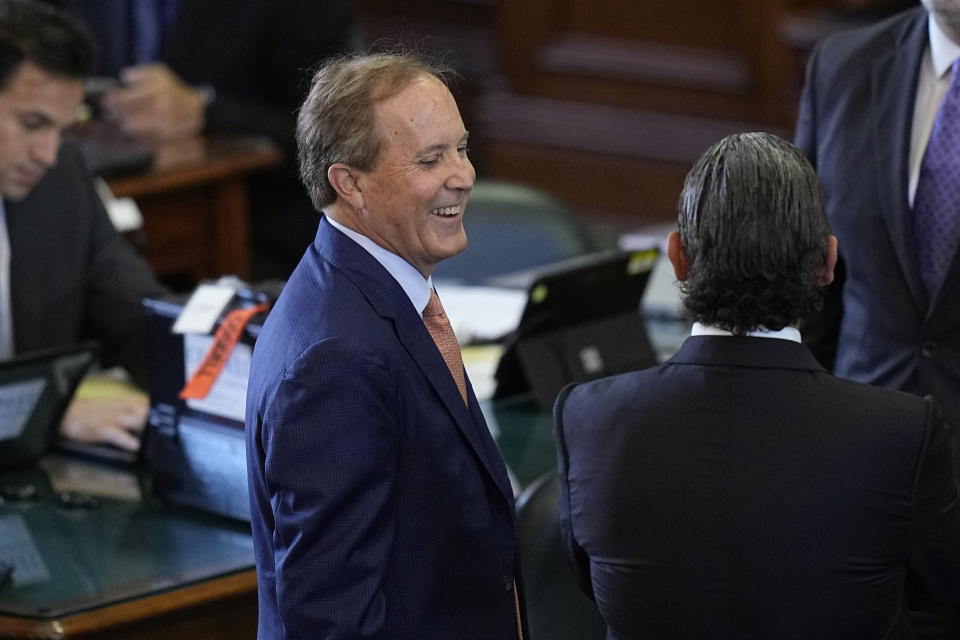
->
xmin=504 ymin=577 xmax=513 ymax=592
xmin=922 ymin=341 xmax=937 ymax=357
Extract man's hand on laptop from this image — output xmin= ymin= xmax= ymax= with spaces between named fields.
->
xmin=59 ymin=392 xmax=148 ymax=452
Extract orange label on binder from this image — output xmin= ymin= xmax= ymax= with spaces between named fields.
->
xmin=179 ymin=302 xmax=269 ymax=400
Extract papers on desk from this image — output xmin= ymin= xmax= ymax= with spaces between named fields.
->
xmin=433 ymin=283 xmax=527 ymax=344
xmin=182 ymin=333 xmax=251 ymax=423
xmin=462 ymin=344 xmax=504 ymax=402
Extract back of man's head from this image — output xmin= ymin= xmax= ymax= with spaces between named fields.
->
xmin=0 ymin=0 xmax=94 ymax=90
xmin=676 ymin=132 xmax=830 ymax=333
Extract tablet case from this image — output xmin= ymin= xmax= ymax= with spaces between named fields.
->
xmin=494 ymin=249 xmax=659 ymax=410
xmin=0 ymin=343 xmax=98 ymax=470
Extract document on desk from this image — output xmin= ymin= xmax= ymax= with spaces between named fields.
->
xmin=172 ymin=283 xmax=237 ymax=335
xmin=0 ymin=379 xmax=45 ymax=441
xmin=433 ymin=284 xmax=527 ymax=343
xmin=183 ymin=334 xmax=251 ymax=423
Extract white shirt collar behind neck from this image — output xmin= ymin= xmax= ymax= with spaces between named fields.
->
xmin=325 ymin=215 xmax=433 ymax=314
xmin=929 ymin=13 xmax=960 ymax=77
xmin=691 ymin=322 xmax=801 ymax=343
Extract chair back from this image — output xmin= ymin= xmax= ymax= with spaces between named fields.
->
xmin=433 ymin=181 xmax=599 ymax=283
xmin=516 ymin=471 xmax=607 ymax=640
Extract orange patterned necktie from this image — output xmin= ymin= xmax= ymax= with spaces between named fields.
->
xmin=422 ymin=289 xmax=468 ymax=406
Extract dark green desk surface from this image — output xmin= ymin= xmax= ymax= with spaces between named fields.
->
xmin=0 ymin=461 xmax=253 ymax=631
xmin=484 ymin=395 xmax=557 ymax=490
xmin=0 ymin=398 xmax=552 ymax=626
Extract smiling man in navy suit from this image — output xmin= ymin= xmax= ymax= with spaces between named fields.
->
xmin=245 ymin=53 xmax=525 ymax=639
xmin=555 ymin=132 xmax=960 ymax=639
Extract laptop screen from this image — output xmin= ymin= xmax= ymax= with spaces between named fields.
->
xmin=513 ymin=249 xmax=659 ymax=338
xmin=0 ymin=343 xmax=98 ymax=470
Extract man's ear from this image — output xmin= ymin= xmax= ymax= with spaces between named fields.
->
xmin=818 ymin=234 xmax=838 ymax=286
xmin=327 ymin=163 xmax=365 ymax=210
xmin=667 ymin=231 xmax=688 ymax=281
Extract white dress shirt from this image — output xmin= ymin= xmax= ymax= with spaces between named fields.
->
xmin=691 ymin=322 xmax=801 ymax=343
xmin=908 ymin=14 xmax=960 ymax=206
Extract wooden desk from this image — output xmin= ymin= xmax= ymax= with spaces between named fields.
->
xmin=107 ymin=136 xmax=282 ymax=284
xmin=0 ymin=571 xmax=256 ymax=640
xmin=0 ymin=460 xmax=257 ymax=640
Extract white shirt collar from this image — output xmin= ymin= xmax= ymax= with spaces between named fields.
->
xmin=691 ymin=322 xmax=801 ymax=343
xmin=929 ymin=13 xmax=960 ymax=78
xmin=325 ymin=215 xmax=433 ymax=314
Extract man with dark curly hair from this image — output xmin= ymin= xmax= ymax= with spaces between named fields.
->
xmin=554 ymin=132 xmax=960 ymax=639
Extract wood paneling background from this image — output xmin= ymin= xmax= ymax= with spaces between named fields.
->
xmin=354 ymin=0 xmax=916 ymax=231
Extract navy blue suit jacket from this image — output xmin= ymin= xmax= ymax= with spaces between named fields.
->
xmin=795 ymin=7 xmax=960 ymax=430
xmin=556 ymin=336 xmax=960 ymax=639
xmin=246 ymin=218 xmax=525 ymax=639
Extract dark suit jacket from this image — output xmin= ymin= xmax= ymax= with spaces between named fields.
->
xmin=555 ymin=336 xmax=960 ymax=639
xmin=7 ymin=143 xmax=165 ymax=383
xmin=795 ymin=7 xmax=960 ymax=430
xmin=245 ymin=218 xmax=525 ymax=639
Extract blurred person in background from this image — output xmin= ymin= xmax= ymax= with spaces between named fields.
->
xmin=0 ymin=0 xmax=166 ymax=452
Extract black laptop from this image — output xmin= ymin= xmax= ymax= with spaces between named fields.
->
xmin=0 ymin=343 xmax=98 ymax=470
xmin=493 ymin=249 xmax=660 ymax=409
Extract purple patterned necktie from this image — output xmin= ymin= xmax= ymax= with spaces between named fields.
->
xmin=913 ymin=59 xmax=960 ymax=300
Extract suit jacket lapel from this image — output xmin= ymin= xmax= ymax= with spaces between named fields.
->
xmin=393 ymin=315 xmax=515 ymax=504
xmin=933 ymin=234 xmax=960 ymax=314
xmin=316 ymin=219 xmax=515 ymax=505
xmin=871 ymin=11 xmax=929 ymax=312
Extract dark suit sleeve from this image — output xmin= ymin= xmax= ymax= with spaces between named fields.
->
xmin=793 ymin=39 xmax=820 ymax=164
xmin=795 ymin=41 xmax=843 ymax=371
xmin=261 ymin=336 xmax=399 ymax=639
xmin=71 ymin=150 xmax=166 ymax=385
xmin=906 ymin=397 xmax=960 ymax=638
xmin=553 ymin=383 xmax=595 ymax=600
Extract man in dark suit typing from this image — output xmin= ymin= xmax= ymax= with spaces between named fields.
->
xmin=245 ymin=53 xmax=525 ymax=639
xmin=0 ymin=0 xmax=165 ymax=451
xmin=554 ymin=132 xmax=960 ymax=639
